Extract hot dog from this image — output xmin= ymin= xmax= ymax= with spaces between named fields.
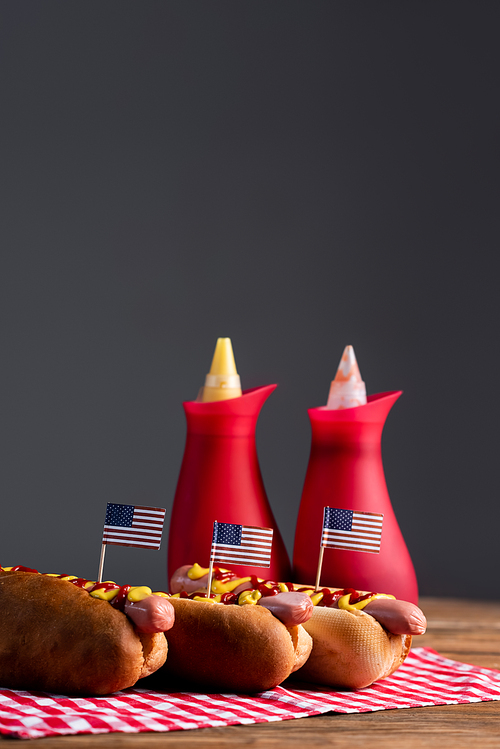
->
xmin=168 ymin=564 xmax=427 ymax=690
xmin=0 ymin=565 xmax=174 ymax=695
xmin=151 ymin=564 xmax=314 ymax=692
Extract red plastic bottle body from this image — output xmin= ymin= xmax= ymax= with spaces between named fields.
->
xmin=167 ymin=385 xmax=291 ymax=583
xmin=292 ymin=391 xmax=418 ymax=604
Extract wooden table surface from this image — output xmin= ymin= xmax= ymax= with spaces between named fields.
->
xmin=2 ymin=596 xmax=499 ymax=747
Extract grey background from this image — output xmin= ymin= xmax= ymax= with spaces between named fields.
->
xmin=1 ymin=2 xmax=498 ymax=599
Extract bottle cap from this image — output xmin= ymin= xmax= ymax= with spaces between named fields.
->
xmin=326 ymin=345 xmax=367 ymax=409
xmin=199 ymin=338 xmax=242 ymax=402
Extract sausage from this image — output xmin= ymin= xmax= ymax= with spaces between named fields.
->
xmin=170 ymin=565 xmax=208 ymax=595
xmin=123 ymin=595 xmax=176 ymax=633
xmin=232 ymin=580 xmax=254 ymax=595
xmin=363 ymin=598 xmax=426 ymax=635
xmin=258 ymin=592 xmax=313 ymax=627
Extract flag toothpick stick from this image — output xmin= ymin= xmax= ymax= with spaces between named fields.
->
xmin=314 ymin=545 xmax=325 ymax=592
xmin=206 ymin=560 xmax=215 ymax=600
xmin=205 ymin=520 xmax=218 ymax=599
xmin=97 ymin=543 xmax=107 ymax=584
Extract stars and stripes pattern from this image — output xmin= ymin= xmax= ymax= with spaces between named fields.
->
xmin=1 ymin=649 xmax=500 ymax=739
xmin=102 ymin=503 xmax=166 ymax=550
xmin=321 ymin=506 xmax=383 ymax=553
xmin=210 ymin=521 xmax=273 ymax=567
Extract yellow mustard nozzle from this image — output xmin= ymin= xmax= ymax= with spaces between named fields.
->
xmin=199 ymin=337 xmax=242 ymax=402
xmin=325 ymin=345 xmax=367 ymax=409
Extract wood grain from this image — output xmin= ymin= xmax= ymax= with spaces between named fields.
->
xmin=2 ymin=596 xmax=499 ymax=748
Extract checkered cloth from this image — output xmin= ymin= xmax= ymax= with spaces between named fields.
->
xmin=1 ymin=648 xmax=499 ymax=739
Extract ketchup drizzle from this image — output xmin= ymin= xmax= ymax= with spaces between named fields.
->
xmin=110 ymin=585 xmax=132 ymax=610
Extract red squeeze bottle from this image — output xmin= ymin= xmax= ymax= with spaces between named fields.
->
xmin=292 ymin=346 xmax=418 ymax=604
xmin=167 ymin=338 xmax=291 ymax=582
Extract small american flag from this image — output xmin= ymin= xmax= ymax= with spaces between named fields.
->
xmin=102 ymin=503 xmax=166 ymax=550
xmin=210 ymin=522 xmax=273 ymax=567
xmin=322 ymin=506 xmax=383 ymax=553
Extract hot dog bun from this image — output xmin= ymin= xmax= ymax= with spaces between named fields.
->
xmin=157 ymin=597 xmax=312 ymax=693
xmin=296 ymin=605 xmax=412 ymax=689
xmin=0 ymin=569 xmax=169 ymax=695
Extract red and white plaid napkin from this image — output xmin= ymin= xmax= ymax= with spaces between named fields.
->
xmin=1 ymin=648 xmax=499 ymax=739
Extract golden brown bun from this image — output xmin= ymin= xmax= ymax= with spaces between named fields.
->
xmin=289 ymin=624 xmax=313 ymax=672
xmin=159 ymin=597 xmax=312 ymax=693
xmin=138 ymin=632 xmax=169 ymax=679
xmin=0 ymin=570 xmax=168 ymax=695
xmin=296 ymin=605 xmax=412 ymax=689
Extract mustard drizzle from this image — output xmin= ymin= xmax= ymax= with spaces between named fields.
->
xmin=182 ymin=564 xmax=395 ymax=609
xmin=0 ymin=566 xmax=166 ymax=603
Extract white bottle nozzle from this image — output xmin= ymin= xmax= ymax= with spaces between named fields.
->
xmin=326 ymin=345 xmax=367 ymax=410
